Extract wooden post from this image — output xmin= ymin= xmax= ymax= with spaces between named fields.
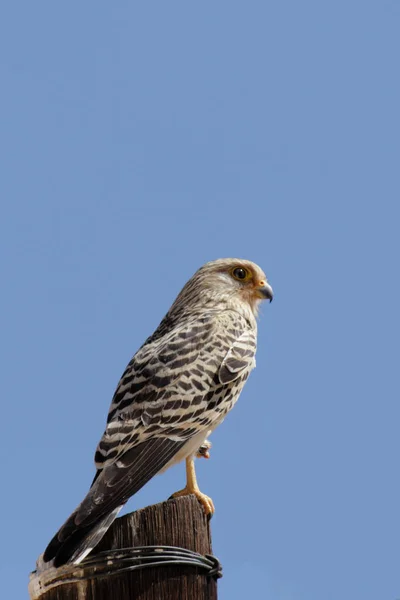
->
xmin=29 ymin=495 xmax=220 ymax=600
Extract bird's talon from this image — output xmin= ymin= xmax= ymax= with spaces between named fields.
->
xmin=196 ymin=440 xmax=212 ymax=460
xmin=171 ymin=487 xmax=215 ymax=515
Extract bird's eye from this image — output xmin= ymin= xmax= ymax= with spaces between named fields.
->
xmin=232 ymin=267 xmax=250 ymax=281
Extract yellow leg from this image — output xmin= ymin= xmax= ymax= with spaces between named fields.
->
xmin=171 ymin=456 xmax=215 ymax=515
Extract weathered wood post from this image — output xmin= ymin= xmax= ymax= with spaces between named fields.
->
xmin=29 ymin=495 xmax=221 ymax=600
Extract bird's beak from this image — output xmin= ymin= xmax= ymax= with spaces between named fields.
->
xmin=255 ymin=281 xmax=274 ymax=302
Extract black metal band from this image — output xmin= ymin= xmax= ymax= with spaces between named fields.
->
xmin=80 ymin=545 xmax=223 ymax=579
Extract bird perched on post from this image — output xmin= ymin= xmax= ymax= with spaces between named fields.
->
xmin=43 ymin=258 xmax=273 ymax=568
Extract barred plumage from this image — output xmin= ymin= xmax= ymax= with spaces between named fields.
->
xmin=43 ymin=258 xmax=273 ymax=568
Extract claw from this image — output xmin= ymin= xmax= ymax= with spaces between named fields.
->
xmin=172 ymin=488 xmax=215 ymax=515
xmin=196 ymin=439 xmax=212 ymax=459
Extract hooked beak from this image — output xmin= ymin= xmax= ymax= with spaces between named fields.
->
xmin=255 ymin=281 xmax=274 ymax=302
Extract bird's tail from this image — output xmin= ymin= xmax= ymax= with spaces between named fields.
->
xmin=43 ymin=504 xmax=124 ymax=568
xmin=43 ymin=437 xmax=186 ymax=568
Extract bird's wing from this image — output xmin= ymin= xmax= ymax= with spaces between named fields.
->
xmin=94 ymin=315 xmax=215 ymax=470
xmin=90 ymin=312 xmax=257 ymax=508
xmin=96 ymin=313 xmax=257 ymax=471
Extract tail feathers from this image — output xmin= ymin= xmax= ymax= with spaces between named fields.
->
xmin=43 ymin=437 xmax=187 ymax=567
xmin=44 ymin=505 xmax=123 ymax=567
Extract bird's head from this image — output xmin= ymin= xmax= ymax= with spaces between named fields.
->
xmin=172 ymin=258 xmax=273 ymax=320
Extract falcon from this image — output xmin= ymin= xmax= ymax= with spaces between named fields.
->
xmin=43 ymin=258 xmax=273 ymax=567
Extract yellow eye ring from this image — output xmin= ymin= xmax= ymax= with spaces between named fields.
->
xmin=231 ymin=267 xmax=251 ymax=281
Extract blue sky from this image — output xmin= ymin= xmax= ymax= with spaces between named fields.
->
xmin=1 ymin=2 xmax=399 ymax=599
